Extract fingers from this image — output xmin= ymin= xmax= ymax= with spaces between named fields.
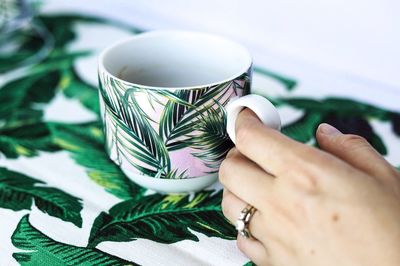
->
xmin=233 ymin=109 xmax=354 ymax=193
xmin=236 ymin=235 xmax=270 ymax=266
xmin=234 ymin=109 xmax=320 ymax=177
xmin=221 ymin=189 xmax=264 ymax=240
xmin=222 ymin=189 xmax=271 ymax=265
xmin=219 ymin=147 xmax=274 ymax=208
xmin=316 ymin=123 xmax=398 ymax=182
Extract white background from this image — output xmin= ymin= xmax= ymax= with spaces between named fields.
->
xmin=45 ymin=0 xmax=400 ymax=90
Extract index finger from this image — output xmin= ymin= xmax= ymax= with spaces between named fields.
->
xmin=234 ymin=108 xmax=318 ymax=176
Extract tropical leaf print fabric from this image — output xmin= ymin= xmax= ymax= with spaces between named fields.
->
xmin=0 ymin=3 xmax=399 ymax=266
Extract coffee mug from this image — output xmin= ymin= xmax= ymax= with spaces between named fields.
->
xmin=98 ymin=30 xmax=280 ymax=193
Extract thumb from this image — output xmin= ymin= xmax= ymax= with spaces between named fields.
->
xmin=316 ymin=123 xmax=397 ymax=182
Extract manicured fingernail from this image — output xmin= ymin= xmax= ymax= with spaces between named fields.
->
xmin=318 ymin=123 xmax=342 ymax=136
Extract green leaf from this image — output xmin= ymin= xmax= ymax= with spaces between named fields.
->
xmin=275 ymin=97 xmax=391 ymax=154
xmin=49 ymin=122 xmax=145 ymax=200
xmin=0 ymin=122 xmax=59 ymax=158
xmin=99 ymin=75 xmax=171 ymax=177
xmin=188 ymin=103 xmax=233 ymax=171
xmin=104 ymin=105 xmax=171 ymax=178
xmin=0 ymin=70 xmax=60 ymax=123
xmin=38 ymin=14 xmax=142 ymax=49
xmin=0 ymin=51 xmax=33 ymax=74
xmin=276 ymin=97 xmax=390 ymax=120
xmin=282 ymin=112 xmax=323 ymax=143
xmin=60 ymin=67 xmax=100 ymax=114
xmin=88 ymin=191 xmax=236 ymax=247
xmin=253 ymin=66 xmax=297 ymax=91
xmin=164 ymin=168 xmax=189 ymax=179
xmin=390 ymin=112 xmax=400 ymax=137
xmin=369 ymin=132 xmax=388 ymax=155
xmin=159 ymin=82 xmax=234 ymax=151
xmin=30 ymin=50 xmax=91 ymax=76
xmin=12 ymin=215 xmax=136 ymax=266
xmin=159 ymin=88 xmax=207 ymax=150
xmin=37 ymin=16 xmax=78 ymax=49
xmin=123 ymin=88 xmax=171 ymax=172
xmin=0 ymin=167 xmax=83 ymax=227
xmin=243 ymin=261 xmax=256 ymax=266
xmin=322 ymin=113 xmax=388 ymax=155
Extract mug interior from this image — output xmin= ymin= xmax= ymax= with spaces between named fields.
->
xmin=99 ymin=30 xmax=252 ymax=88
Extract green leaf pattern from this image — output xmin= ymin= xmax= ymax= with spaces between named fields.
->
xmin=12 ymin=215 xmax=136 ymax=266
xmin=88 ymin=191 xmax=236 ymax=247
xmin=0 ymin=167 xmax=83 ymax=227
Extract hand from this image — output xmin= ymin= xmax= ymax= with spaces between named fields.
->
xmin=219 ymin=109 xmax=400 ymax=266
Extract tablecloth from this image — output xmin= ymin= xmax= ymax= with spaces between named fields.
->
xmin=1 ymin=2 xmax=399 ymax=266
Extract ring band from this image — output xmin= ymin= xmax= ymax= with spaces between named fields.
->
xmin=236 ymin=204 xmax=256 ymax=238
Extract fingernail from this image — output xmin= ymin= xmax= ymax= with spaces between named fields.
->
xmin=318 ymin=123 xmax=342 ymax=136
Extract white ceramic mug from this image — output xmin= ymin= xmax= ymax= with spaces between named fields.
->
xmin=98 ymin=30 xmax=280 ymax=193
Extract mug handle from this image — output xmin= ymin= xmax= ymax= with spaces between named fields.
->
xmin=226 ymin=94 xmax=281 ymax=144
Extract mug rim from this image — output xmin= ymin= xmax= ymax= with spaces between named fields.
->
xmin=98 ymin=30 xmax=253 ymax=91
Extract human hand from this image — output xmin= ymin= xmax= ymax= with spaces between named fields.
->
xmin=219 ymin=109 xmax=400 ymax=266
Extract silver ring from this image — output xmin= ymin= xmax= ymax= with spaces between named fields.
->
xmin=236 ymin=204 xmax=256 ymax=238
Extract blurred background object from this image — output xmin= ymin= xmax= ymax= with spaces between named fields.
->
xmin=0 ymin=0 xmax=31 ymax=33
xmin=0 ymin=0 xmax=53 ymax=83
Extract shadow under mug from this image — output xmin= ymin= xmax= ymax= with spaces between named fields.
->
xmin=98 ymin=30 xmax=280 ymax=193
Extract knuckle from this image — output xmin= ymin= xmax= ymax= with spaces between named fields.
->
xmin=282 ymin=163 xmax=320 ymax=194
xmin=297 ymin=168 xmax=320 ymax=193
xmin=287 ymin=148 xmax=321 ymax=192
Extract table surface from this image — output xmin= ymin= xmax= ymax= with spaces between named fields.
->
xmin=1 ymin=2 xmax=399 ymax=266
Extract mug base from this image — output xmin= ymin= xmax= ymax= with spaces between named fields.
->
xmin=121 ymin=166 xmax=218 ymax=194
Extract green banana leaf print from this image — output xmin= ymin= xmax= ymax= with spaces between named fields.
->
xmin=12 ymin=215 xmax=137 ymax=266
xmin=159 ymin=79 xmax=246 ymax=175
xmin=59 ymin=63 xmax=100 ymax=114
xmin=158 ymin=80 xmax=242 ymax=151
xmin=0 ymin=121 xmax=58 ymax=158
xmin=159 ymin=88 xmax=208 ymax=151
xmin=188 ymin=103 xmax=233 ymax=171
xmin=0 ymin=167 xmax=83 ymax=227
xmin=49 ymin=122 xmax=145 ymax=200
xmin=0 ymin=70 xmax=59 ymax=126
xmin=88 ymin=190 xmax=236 ymax=247
xmin=100 ymin=87 xmax=171 ymax=178
xmin=282 ymin=112 xmax=323 ymax=143
xmin=253 ymin=66 xmax=297 ymax=91
xmin=276 ymin=97 xmax=395 ymax=154
xmin=391 ymin=113 xmax=400 ymax=137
